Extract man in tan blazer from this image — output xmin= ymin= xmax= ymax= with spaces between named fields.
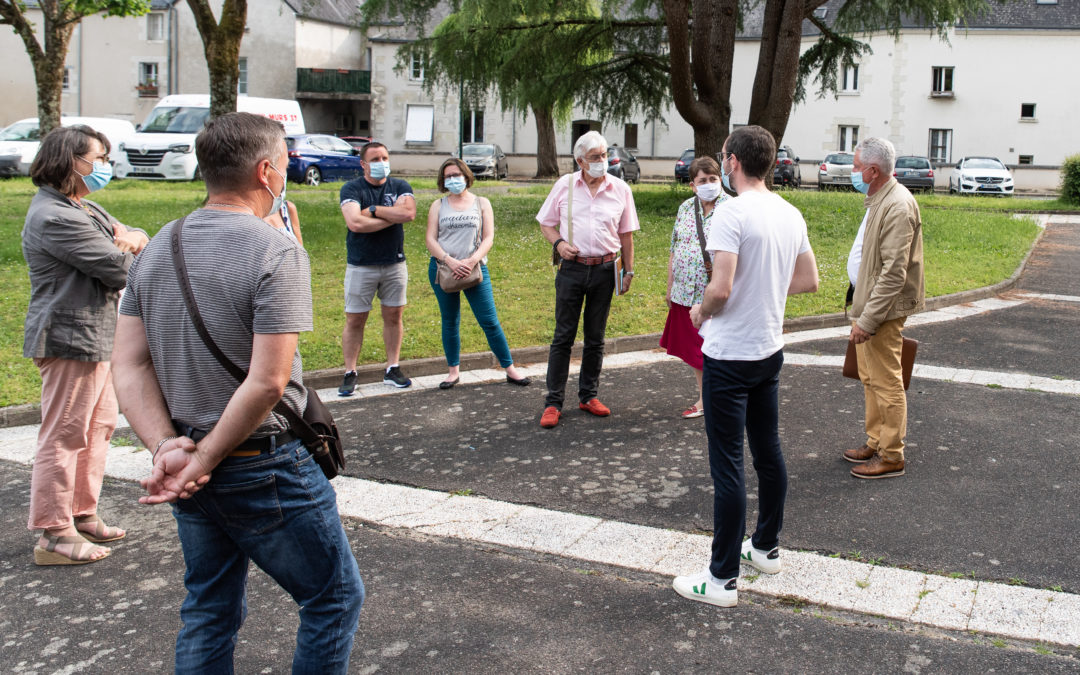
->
xmin=845 ymin=137 xmax=925 ymax=479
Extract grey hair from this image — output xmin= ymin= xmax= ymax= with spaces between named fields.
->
xmin=195 ymin=112 xmax=285 ymax=191
xmin=856 ymin=137 xmax=896 ymax=174
xmin=573 ymin=131 xmax=608 ymax=161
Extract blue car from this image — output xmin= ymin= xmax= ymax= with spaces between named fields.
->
xmin=286 ymin=134 xmax=365 ymax=186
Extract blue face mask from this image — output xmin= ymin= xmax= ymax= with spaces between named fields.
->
xmin=721 ymin=157 xmax=733 ymax=193
xmin=445 ymin=176 xmax=467 ymax=194
xmin=78 ymin=157 xmax=113 ymax=193
xmin=368 ymin=160 xmax=390 ymax=179
xmin=851 ymin=171 xmax=870 ymax=194
xmin=265 ymin=163 xmax=287 ymax=218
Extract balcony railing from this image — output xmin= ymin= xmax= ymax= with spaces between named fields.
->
xmin=296 ymin=68 xmax=370 ymax=94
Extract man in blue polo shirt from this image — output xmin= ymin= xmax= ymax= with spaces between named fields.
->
xmin=338 ymin=142 xmax=416 ymax=394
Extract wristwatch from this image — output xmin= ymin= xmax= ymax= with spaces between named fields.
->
xmin=625 ymin=270 xmax=635 ymax=278
xmin=369 ymin=205 xmax=377 ymax=217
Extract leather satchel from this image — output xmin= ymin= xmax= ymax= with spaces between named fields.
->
xmin=843 ymin=336 xmax=919 ymax=391
xmin=436 ymin=259 xmax=482 ymax=293
xmin=170 ymin=216 xmax=346 ymax=479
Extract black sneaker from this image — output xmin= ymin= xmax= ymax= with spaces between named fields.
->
xmin=383 ymin=366 xmax=411 ymax=388
xmin=338 ymin=370 xmax=358 ymax=397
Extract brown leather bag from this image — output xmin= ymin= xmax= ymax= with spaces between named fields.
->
xmin=843 ymin=337 xmax=919 ymax=390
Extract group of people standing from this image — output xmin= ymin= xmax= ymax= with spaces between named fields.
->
xmin=19 ymin=114 xmax=923 ymax=669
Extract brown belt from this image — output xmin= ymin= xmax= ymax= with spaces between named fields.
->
xmin=573 ymin=253 xmax=617 ymax=265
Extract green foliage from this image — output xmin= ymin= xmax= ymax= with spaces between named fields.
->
xmin=1060 ymin=154 xmax=1080 ymax=205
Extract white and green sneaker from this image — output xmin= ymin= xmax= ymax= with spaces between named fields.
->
xmin=740 ymin=538 xmax=781 ymax=574
xmin=672 ymin=570 xmax=737 ymax=607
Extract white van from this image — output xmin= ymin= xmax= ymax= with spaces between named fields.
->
xmin=0 ymin=116 xmax=136 ymax=176
xmin=115 ymin=94 xmax=305 ymax=180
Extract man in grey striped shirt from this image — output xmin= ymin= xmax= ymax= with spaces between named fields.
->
xmin=112 ymin=113 xmax=363 ymax=674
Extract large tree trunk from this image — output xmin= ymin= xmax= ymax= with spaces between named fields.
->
xmin=0 ymin=0 xmax=76 ymax=136
xmin=533 ymin=104 xmax=559 ymax=178
xmin=187 ymin=0 xmax=247 ymax=119
xmin=663 ymin=0 xmax=737 ymax=161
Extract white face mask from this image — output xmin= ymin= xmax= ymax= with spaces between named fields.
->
xmin=695 ymin=181 xmax=723 ymax=203
xmin=585 ymin=161 xmax=607 ymax=178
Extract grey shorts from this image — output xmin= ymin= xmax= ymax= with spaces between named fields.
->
xmin=344 ymin=263 xmax=408 ymax=313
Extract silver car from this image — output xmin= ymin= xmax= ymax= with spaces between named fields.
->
xmin=894 ymin=155 xmax=935 ymax=192
xmin=818 ymin=152 xmax=854 ymax=190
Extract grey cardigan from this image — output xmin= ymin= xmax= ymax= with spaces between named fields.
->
xmin=22 ymin=185 xmax=145 ymax=361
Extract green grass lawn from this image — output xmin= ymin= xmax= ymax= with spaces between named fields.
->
xmin=0 ymin=177 xmax=1044 ymax=406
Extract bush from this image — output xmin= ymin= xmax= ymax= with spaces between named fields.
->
xmin=1062 ymin=154 xmax=1080 ymax=205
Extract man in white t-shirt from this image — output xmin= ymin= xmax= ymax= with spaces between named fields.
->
xmin=672 ymin=126 xmax=820 ymax=609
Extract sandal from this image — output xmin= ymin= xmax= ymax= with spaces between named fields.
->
xmin=74 ymin=514 xmax=127 ymax=543
xmin=681 ymin=405 xmax=704 ymax=419
xmin=34 ymin=532 xmax=111 ymax=566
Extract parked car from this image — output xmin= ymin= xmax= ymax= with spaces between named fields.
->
xmin=606 ymin=145 xmax=640 ymax=183
xmin=949 ymin=156 xmax=1014 ymax=196
xmin=773 ymin=145 xmax=801 ymax=187
xmin=461 ymin=143 xmax=508 ymax=179
xmin=893 ymin=155 xmax=935 ymax=192
xmin=285 ymin=134 xmax=364 ymax=186
xmin=674 ymin=149 xmax=694 ymax=182
xmin=339 ymin=135 xmax=374 ymax=150
xmin=817 ymin=152 xmax=854 ymax=190
xmin=0 ymin=116 xmax=135 ymax=177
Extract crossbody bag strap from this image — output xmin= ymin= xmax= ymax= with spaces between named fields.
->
xmin=170 ymin=215 xmax=313 ymax=437
xmin=566 ymin=173 xmax=574 ymax=247
xmin=693 ymin=197 xmax=713 ymax=278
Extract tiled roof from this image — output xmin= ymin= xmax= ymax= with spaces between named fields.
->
xmin=281 ymin=0 xmax=363 ymax=27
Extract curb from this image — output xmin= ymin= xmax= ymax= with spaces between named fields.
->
xmin=0 ymin=220 xmax=1050 ymax=429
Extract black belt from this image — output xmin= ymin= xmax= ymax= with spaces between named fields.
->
xmin=183 ymin=426 xmax=298 ymax=457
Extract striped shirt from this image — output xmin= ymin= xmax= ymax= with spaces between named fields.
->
xmin=119 ymin=210 xmax=312 ymax=435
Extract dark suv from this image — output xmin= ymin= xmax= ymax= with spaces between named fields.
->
xmin=606 ymin=145 xmax=640 ymax=183
xmin=674 ymin=149 xmax=694 ymax=182
xmin=773 ymin=145 xmax=801 ymax=188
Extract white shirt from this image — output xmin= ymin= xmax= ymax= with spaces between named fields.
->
xmin=847 ymin=210 xmax=869 ymax=286
xmin=699 ymin=190 xmax=812 ymax=361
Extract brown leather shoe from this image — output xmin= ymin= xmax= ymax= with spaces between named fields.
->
xmin=851 ymin=454 xmax=905 ymax=479
xmin=540 ymin=406 xmax=561 ymax=428
xmin=843 ymin=444 xmax=876 ymax=463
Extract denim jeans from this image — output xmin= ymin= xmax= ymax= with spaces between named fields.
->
xmin=545 ymin=259 xmax=616 ymax=408
xmin=171 ymin=438 xmax=364 ymax=675
xmin=427 ymin=259 xmax=514 ymax=367
xmin=702 ymin=349 xmax=788 ymax=581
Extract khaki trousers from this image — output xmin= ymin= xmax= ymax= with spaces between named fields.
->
xmin=854 ymin=317 xmax=907 ymax=462
xmin=28 ymin=358 xmax=117 ymax=531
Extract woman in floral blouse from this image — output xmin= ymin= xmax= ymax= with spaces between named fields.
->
xmin=660 ymin=156 xmax=730 ymax=418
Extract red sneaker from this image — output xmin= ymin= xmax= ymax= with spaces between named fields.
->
xmin=540 ymin=406 xmax=561 ymax=428
xmin=578 ymin=399 xmax=611 ymax=417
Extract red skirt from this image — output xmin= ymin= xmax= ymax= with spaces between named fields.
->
xmin=659 ymin=302 xmax=704 ymax=371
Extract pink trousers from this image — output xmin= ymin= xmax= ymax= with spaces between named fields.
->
xmin=28 ymin=358 xmax=118 ymax=531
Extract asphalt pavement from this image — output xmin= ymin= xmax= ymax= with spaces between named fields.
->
xmin=2 ymin=216 xmax=1078 ymax=672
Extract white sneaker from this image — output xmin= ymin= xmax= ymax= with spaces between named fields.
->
xmin=672 ymin=569 xmax=737 ymax=607
xmin=740 ymin=538 xmax=781 ymax=574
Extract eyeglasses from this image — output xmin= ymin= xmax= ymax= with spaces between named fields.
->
xmin=584 ymin=152 xmax=608 ymax=163
xmin=720 ymin=151 xmax=734 ymax=161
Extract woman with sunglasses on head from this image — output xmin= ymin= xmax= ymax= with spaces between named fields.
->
xmin=21 ymin=125 xmax=147 ymax=565
xmin=425 ymin=158 xmax=530 ymax=390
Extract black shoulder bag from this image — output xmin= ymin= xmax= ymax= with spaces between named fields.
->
xmin=693 ymin=197 xmax=713 ymax=281
xmin=170 ymin=215 xmax=346 ymax=479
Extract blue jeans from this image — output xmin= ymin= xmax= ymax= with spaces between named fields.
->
xmin=702 ymin=350 xmax=788 ymax=581
xmin=171 ymin=438 xmax=364 ymax=675
xmin=427 ymin=258 xmax=514 ymax=367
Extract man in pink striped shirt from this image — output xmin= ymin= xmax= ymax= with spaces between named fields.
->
xmin=536 ymin=131 xmax=640 ymax=428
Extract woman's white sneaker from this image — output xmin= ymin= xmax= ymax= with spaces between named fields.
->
xmin=672 ymin=569 xmax=737 ymax=607
xmin=740 ymin=538 xmax=781 ymax=574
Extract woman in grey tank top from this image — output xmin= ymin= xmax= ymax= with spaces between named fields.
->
xmin=425 ymin=158 xmax=530 ymax=389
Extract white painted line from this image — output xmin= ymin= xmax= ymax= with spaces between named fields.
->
xmin=1018 ymin=292 xmax=1080 ymax=304
xmin=784 ymin=353 xmax=1080 ymax=395
xmin=0 ymin=434 xmax=1076 ymax=647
